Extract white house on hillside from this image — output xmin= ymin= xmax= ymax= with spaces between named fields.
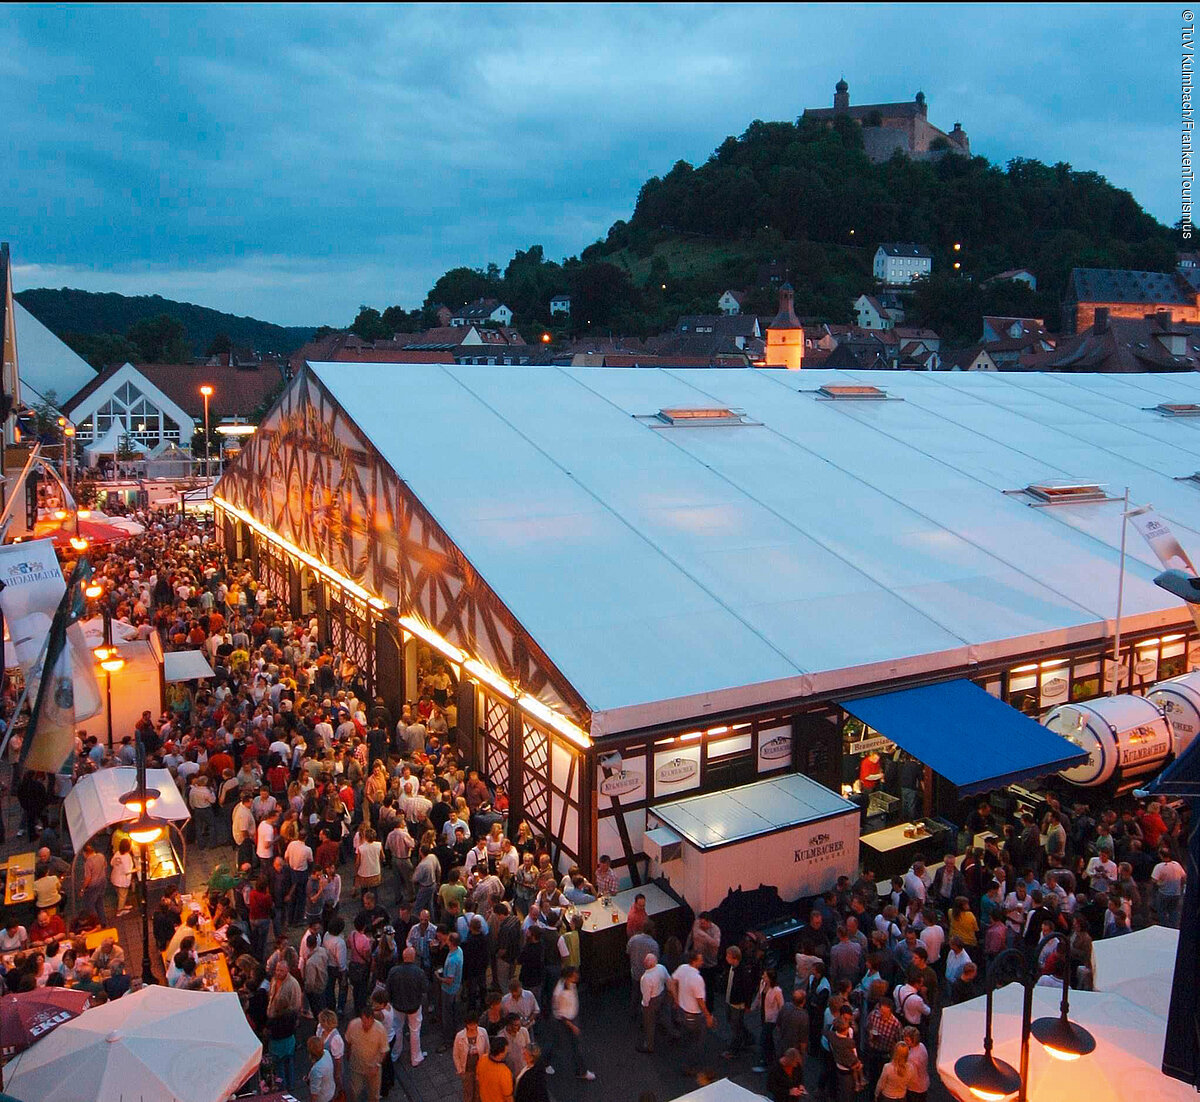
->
xmin=550 ymin=294 xmax=571 ymax=316
xmin=853 ymin=294 xmax=893 ymax=330
xmin=874 ymin=243 xmax=932 ymax=286
xmin=717 ymin=290 xmax=745 ymax=315
xmin=451 ymin=299 xmax=513 ymax=327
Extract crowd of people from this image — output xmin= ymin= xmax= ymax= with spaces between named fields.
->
xmin=0 ymin=506 xmax=1191 ymax=1102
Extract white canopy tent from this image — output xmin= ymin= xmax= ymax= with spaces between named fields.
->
xmin=82 ymin=420 xmax=150 ymax=465
xmin=163 ymin=649 xmax=216 ymax=684
xmin=64 ymin=767 xmax=190 ymax=853
xmin=937 ymin=982 xmax=1193 ymax=1102
xmin=1091 ymin=924 xmax=1179 ymax=1018
xmin=672 ymin=1079 xmax=768 ymax=1102
xmin=3 ymin=986 xmax=262 ymax=1102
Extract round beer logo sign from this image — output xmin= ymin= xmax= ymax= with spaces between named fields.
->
xmin=759 ymin=735 xmax=792 ymax=761
xmin=600 ymin=770 xmax=643 ymax=798
xmin=655 ymin=757 xmax=698 ymax=784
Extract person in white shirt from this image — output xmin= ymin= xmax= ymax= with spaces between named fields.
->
xmin=918 ymin=911 xmax=944 ymax=965
xmin=1152 ymin=847 xmax=1187 ymax=928
xmin=638 ymin=953 xmax=671 ymax=1053
xmin=894 ymin=977 xmax=931 ymax=1027
xmin=232 ymin=791 xmax=257 ymax=862
xmin=902 ymin=862 xmax=928 ymax=906
xmin=1085 ymin=849 xmax=1118 ymax=890
xmin=256 ymin=815 xmax=277 ymax=863
xmin=550 ymin=966 xmax=595 ymax=1080
xmin=285 ymin=837 xmax=314 ymax=924
xmin=944 ymin=936 xmax=971 ymax=986
xmin=671 ymin=950 xmax=712 ymax=1077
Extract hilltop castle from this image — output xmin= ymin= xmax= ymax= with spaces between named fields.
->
xmin=803 ymin=79 xmax=969 ymax=163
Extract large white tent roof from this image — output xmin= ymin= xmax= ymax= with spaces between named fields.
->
xmin=13 ymin=301 xmax=98 ymax=407
xmin=308 ymin=363 xmax=1200 ymax=734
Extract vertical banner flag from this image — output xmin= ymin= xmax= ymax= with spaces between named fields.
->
xmin=0 ymin=538 xmax=101 ymax=719
xmin=19 ymin=560 xmax=91 ymax=773
xmin=1130 ymin=508 xmax=1200 ymax=635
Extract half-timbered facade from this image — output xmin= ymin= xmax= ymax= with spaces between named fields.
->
xmin=216 ymin=362 xmax=1200 ymax=886
xmin=215 ymin=364 xmax=591 ymax=867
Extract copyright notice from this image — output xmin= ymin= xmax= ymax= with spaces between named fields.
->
xmin=1184 ymin=9 xmax=1194 ymax=238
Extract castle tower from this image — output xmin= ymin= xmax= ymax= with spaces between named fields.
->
xmin=764 ymin=283 xmax=804 ymax=370
xmin=834 ymin=77 xmax=849 ymax=112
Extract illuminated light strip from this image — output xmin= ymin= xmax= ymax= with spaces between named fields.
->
xmin=465 ymin=659 xmax=517 ymax=701
xmin=217 ymin=497 xmax=594 ymax=748
xmin=398 ymin=615 xmax=465 ymax=664
xmin=214 ymin=495 xmax=389 ymax=610
xmin=518 ymin=693 xmax=592 ymax=749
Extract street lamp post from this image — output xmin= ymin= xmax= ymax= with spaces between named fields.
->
xmin=121 ymin=737 xmax=164 ymax=987
xmin=95 ymin=647 xmax=124 ymax=751
xmin=199 ymin=385 xmax=213 ymax=484
xmin=955 ymin=936 xmax=1095 ymax=1102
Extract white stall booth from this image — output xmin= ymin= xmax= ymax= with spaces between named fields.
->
xmin=64 ymin=767 xmax=192 ymax=913
xmin=645 ymin=773 xmax=859 ymax=914
xmin=1146 ymin=671 xmax=1200 ymax=758
xmin=1043 ymin=694 xmax=1174 ymax=794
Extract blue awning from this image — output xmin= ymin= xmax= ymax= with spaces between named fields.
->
xmin=839 ymin=679 xmax=1087 ymax=796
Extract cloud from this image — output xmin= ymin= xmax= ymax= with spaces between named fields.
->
xmin=2 ymin=4 xmax=1180 ymax=324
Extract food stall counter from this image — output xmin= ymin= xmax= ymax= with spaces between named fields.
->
xmin=860 ymin=818 xmax=951 ymax=878
xmin=578 ymin=880 xmax=685 ymax=985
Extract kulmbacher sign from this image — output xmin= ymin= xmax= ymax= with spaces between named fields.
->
xmin=794 ymin=830 xmax=847 ymax=865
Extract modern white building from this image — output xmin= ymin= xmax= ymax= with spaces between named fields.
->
xmin=874 ymin=243 xmax=933 ymax=286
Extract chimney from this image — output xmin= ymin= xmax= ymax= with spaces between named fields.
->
xmin=1093 ymin=307 xmax=1109 ymax=334
xmin=1156 ymin=309 xmax=1173 ymax=330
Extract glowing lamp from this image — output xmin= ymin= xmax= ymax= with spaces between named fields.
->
xmin=541 ymin=333 xmax=551 ymax=343
xmin=53 ymin=510 xmax=67 ymax=521
xmin=954 ymin=242 xmax=962 ymax=251
xmin=69 ymin=537 xmax=89 ymax=552
xmin=77 ymin=508 xmax=90 ymax=518
xmin=954 ymin=1052 xmax=1020 ymax=1101
xmin=64 ymin=425 xmax=75 ymax=437
xmin=200 ymin=384 xmax=214 ymax=397
xmin=100 ymin=656 xmax=125 ymax=674
xmin=954 ymin=262 xmax=962 ymax=270
xmin=119 ymin=787 xmax=161 ymax=814
xmin=1030 ymin=1014 xmax=1096 ymax=1061
xmin=126 ymin=811 xmax=166 ymax=846
xmin=85 ymin=583 xmax=103 ymax=599
xmin=93 ymin=645 xmax=115 ymax=661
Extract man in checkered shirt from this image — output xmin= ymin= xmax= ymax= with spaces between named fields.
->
xmin=594 ymin=854 xmax=620 ymax=898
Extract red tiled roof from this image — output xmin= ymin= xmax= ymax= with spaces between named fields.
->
xmin=65 ymin=361 xmax=285 ymax=421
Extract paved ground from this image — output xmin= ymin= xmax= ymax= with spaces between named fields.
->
xmin=1 ymin=796 xmax=953 ymax=1102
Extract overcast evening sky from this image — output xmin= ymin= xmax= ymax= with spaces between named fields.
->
xmin=1 ymin=3 xmax=1183 ymax=326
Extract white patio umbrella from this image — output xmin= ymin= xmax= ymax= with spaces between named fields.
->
xmin=938 ymin=983 xmax=1193 ymax=1102
xmin=3 ymin=986 xmax=261 ymax=1102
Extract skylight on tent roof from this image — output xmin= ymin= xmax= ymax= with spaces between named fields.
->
xmin=655 ymin=407 xmax=745 ymax=425
xmin=817 ymin=384 xmax=889 ymax=400
xmin=1023 ymin=480 xmax=1109 ymax=504
xmin=1155 ymin=402 xmax=1200 ymax=417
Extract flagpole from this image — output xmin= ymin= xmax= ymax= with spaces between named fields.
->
xmin=1112 ymin=486 xmax=1130 ymax=696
